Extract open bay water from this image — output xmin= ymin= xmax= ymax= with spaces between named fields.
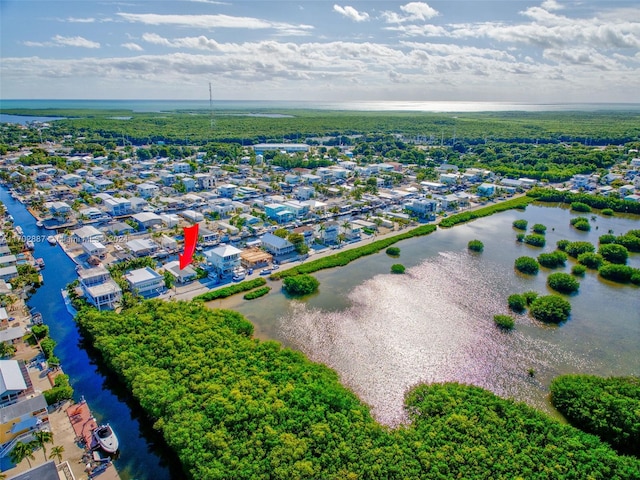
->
xmin=2 ymin=99 xmax=640 ymax=113
xmin=225 ymin=205 xmax=640 ymax=426
xmin=0 ymin=187 xmax=181 ymax=480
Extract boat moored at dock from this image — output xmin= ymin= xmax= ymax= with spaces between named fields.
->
xmin=93 ymin=423 xmax=119 ymax=454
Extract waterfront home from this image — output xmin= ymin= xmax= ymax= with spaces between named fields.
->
xmin=163 ymin=261 xmax=197 ymax=284
xmin=77 ymin=266 xmax=122 ymax=310
xmin=405 ymin=198 xmax=438 ymax=219
xmin=45 ymin=201 xmax=71 ymax=216
xmin=0 ymin=360 xmax=30 ymax=406
xmin=0 ymin=255 xmax=17 ymax=268
xmin=477 ymin=183 xmax=497 ymax=197
xmin=292 ymin=226 xmax=315 ymax=246
xmin=204 ymin=244 xmax=242 ymax=277
xmin=132 ymin=212 xmax=163 ymax=230
xmin=318 ymin=221 xmax=340 ymax=245
xmin=124 ymin=267 xmax=165 ymax=297
xmin=216 ymin=221 xmax=239 ymax=236
xmin=198 ymin=227 xmax=219 ymax=246
xmin=160 ymin=235 xmax=178 ymax=252
xmin=0 ymin=394 xmax=49 ymax=452
xmin=103 ymin=196 xmax=132 ymax=216
xmin=79 ymin=207 xmax=104 ymax=221
xmin=137 ymin=183 xmax=160 ymax=199
xmin=260 ymin=233 xmax=295 ymax=257
xmin=180 ymin=210 xmax=204 ymax=223
xmin=82 ymin=240 xmax=107 ymax=258
xmin=72 ymin=225 xmax=105 ymax=244
xmin=160 ymin=213 xmax=181 ymax=228
xmin=102 ymin=222 xmax=135 ymax=236
xmin=129 ymin=196 xmax=149 ymax=213
xmin=265 ymin=204 xmax=295 ymax=224
xmin=343 ymin=223 xmax=362 ymax=240
xmin=0 ymin=266 xmax=18 ymax=282
xmin=126 ymin=239 xmax=158 ymax=257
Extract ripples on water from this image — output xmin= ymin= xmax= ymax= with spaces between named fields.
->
xmin=280 ymin=251 xmax=594 ymax=426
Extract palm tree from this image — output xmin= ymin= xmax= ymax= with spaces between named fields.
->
xmin=33 ymin=430 xmax=53 ymax=461
xmin=9 ymin=441 xmax=35 ymax=468
xmin=49 ymin=445 xmax=65 ymax=463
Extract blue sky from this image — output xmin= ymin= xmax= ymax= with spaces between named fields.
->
xmin=1 ymin=0 xmax=639 ymax=102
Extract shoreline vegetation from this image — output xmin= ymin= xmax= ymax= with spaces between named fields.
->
xmin=74 ymin=301 xmax=640 ymax=479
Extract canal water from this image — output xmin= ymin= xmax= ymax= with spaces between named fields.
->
xmin=221 ymin=204 xmax=640 ymax=426
xmin=0 ymin=188 xmax=182 ymax=480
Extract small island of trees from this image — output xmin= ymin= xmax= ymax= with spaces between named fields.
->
xmin=467 ymin=239 xmax=484 ymax=252
xmin=391 ymin=264 xmax=406 ymax=274
xmin=513 ymin=219 xmax=528 ymax=230
xmin=547 ymin=272 xmax=580 ymax=294
xmin=537 ymin=251 xmax=567 ymax=269
xmin=385 ymin=246 xmax=401 ymax=256
xmin=570 ymin=216 xmax=591 ymax=232
xmin=493 ymin=314 xmax=515 ymax=330
xmin=282 ymin=274 xmax=320 ymax=296
xmin=515 ymin=256 xmax=539 ymax=275
xmin=529 ymin=295 xmax=572 ymax=323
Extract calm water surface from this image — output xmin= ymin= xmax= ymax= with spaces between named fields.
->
xmin=225 ymin=205 xmax=640 ymax=425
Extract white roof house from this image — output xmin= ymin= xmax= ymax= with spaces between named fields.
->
xmin=72 ymin=225 xmax=105 ymax=244
xmin=132 ymin=212 xmax=163 ymax=229
xmin=0 ymin=360 xmax=28 ymax=400
xmin=260 ymin=233 xmax=295 ymax=256
xmin=163 ymin=261 xmax=197 ymax=284
xmin=126 ymin=238 xmax=158 ymax=257
xmin=124 ymin=267 xmax=164 ymax=296
xmin=204 ymin=244 xmax=242 ymax=276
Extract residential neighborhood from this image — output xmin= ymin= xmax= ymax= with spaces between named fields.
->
xmin=2 ymin=135 xmax=639 ymax=306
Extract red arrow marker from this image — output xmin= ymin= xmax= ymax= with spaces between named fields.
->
xmin=179 ymin=223 xmax=199 ymax=270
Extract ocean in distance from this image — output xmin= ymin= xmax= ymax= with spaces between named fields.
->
xmin=2 ymin=99 xmax=640 ymax=113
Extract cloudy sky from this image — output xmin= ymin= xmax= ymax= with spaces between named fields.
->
xmin=1 ymin=0 xmax=639 ymax=103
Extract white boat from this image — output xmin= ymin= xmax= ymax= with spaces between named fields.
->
xmin=35 ymin=221 xmax=44 ymax=228
xmin=47 ymin=235 xmax=57 ymax=245
xmin=93 ymin=424 xmax=119 ymax=453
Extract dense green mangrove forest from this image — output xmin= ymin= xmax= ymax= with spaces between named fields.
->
xmin=74 ymin=301 xmax=640 ymax=479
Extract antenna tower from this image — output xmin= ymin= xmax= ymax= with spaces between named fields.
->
xmin=209 ymin=82 xmax=215 ymax=129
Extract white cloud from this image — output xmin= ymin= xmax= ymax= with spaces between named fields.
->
xmin=117 ymin=12 xmax=313 ymax=35
xmin=52 ymin=35 xmax=100 ymax=48
xmin=541 ymin=0 xmax=563 ymax=11
xmin=333 ymin=5 xmax=370 ymax=22
xmin=65 ymin=17 xmax=96 ymax=23
xmin=23 ymin=35 xmax=100 ymax=49
xmin=122 ymin=42 xmax=144 ymax=51
xmin=383 ymin=2 xmax=439 ymax=24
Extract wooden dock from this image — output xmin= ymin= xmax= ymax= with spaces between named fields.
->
xmin=66 ymin=399 xmax=121 ymax=479
xmin=67 ymin=399 xmax=98 ymax=449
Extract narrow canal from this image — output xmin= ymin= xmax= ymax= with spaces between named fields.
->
xmin=0 ymin=187 xmax=182 ymax=480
